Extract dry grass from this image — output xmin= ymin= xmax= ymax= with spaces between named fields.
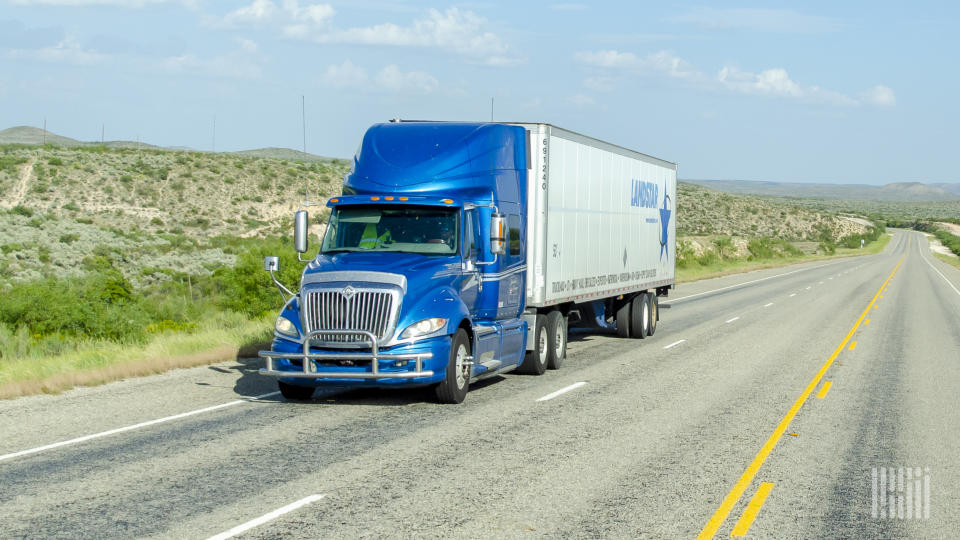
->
xmin=678 ymin=232 xmax=892 ymax=283
xmin=0 ymin=316 xmax=271 ymax=400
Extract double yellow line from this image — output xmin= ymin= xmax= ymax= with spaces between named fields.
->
xmin=696 ymin=255 xmax=904 ymax=539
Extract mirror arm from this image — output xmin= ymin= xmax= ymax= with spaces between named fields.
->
xmin=474 ymin=254 xmax=498 ymax=266
xmin=269 ymin=268 xmax=296 ymax=302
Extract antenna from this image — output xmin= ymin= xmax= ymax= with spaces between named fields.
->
xmin=101 ymin=123 xmax=104 ymax=145
xmin=42 ymin=118 xmax=46 ymax=145
xmin=212 ymin=115 xmax=216 ymax=153
xmin=301 ymin=94 xmax=306 ymax=155
xmin=490 ymin=97 xmax=494 ymax=121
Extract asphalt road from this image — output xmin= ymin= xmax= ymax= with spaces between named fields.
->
xmin=1 ymin=229 xmax=958 ymax=539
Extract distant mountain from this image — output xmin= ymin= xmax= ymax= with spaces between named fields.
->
xmin=231 ymin=147 xmax=334 ymax=162
xmin=0 ymin=126 xmax=333 ymax=162
xmin=686 ymin=179 xmax=960 ymax=202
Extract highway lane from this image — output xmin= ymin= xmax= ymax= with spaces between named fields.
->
xmin=0 ymin=229 xmax=957 ymax=538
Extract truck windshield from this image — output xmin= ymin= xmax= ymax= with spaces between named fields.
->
xmin=321 ymin=205 xmax=459 ymax=255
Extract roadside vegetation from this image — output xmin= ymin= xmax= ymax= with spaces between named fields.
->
xmin=0 ymin=143 xmax=940 ymax=398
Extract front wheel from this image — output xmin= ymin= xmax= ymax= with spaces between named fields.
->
xmin=435 ymin=329 xmax=471 ymax=404
xmin=278 ymin=381 xmax=315 ymax=401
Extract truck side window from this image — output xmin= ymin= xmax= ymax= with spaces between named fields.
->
xmin=508 ymin=214 xmax=521 ymax=256
xmin=464 ymin=210 xmax=477 ymax=259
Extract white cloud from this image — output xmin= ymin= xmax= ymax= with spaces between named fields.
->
xmin=375 ymin=65 xmax=438 ymax=94
xmin=222 ymin=0 xmax=279 ymax=26
xmin=236 ymin=37 xmax=259 ymax=53
xmin=8 ymin=0 xmax=198 ymax=7
xmin=574 ymin=49 xmax=704 ymax=83
xmin=583 ymin=76 xmax=616 ymax=92
xmin=576 ymin=48 xmax=893 ymax=107
xmin=667 ymin=8 xmax=843 ymax=33
xmin=550 ymin=3 xmax=587 ymax=10
xmin=159 ymin=47 xmax=262 ymax=79
xmin=567 ymin=94 xmax=595 ymax=107
xmin=5 ymin=35 xmax=106 ymax=65
xmin=319 ymin=60 xmax=368 ymax=88
xmin=318 ymin=61 xmax=439 ymax=94
xmin=860 ymin=85 xmax=896 ymax=107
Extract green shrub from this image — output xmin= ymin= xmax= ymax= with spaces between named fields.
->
xmin=59 ymin=233 xmax=80 ymax=244
xmin=10 ymin=205 xmax=33 ymax=217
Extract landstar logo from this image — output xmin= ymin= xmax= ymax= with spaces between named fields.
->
xmin=659 ymin=192 xmax=671 ymax=260
xmin=630 ymin=179 xmax=659 ymax=208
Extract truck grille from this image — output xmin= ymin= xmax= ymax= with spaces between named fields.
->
xmin=302 ymin=288 xmax=397 ymax=345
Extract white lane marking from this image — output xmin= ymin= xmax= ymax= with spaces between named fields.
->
xmin=828 ymin=277 xmax=833 ymax=280
xmin=207 ymin=494 xmax=325 ymax=540
xmin=668 ymin=261 xmax=840 ymax=304
xmin=664 ymin=339 xmax=686 ymax=349
xmin=819 ymin=281 xmax=824 ymax=285
xmin=789 ymin=293 xmax=797 ymax=297
xmin=919 ymin=242 xmax=960 ymax=298
xmin=726 ymin=317 xmax=740 ymax=323
xmin=805 ymin=286 xmax=812 ymax=290
xmin=0 ymin=391 xmax=281 ymax=463
xmin=764 ymin=302 xmax=774 ymax=307
xmin=537 ymin=382 xmax=587 ymax=402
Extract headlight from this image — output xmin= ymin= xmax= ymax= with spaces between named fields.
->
xmin=400 ymin=318 xmax=447 ymax=339
xmin=275 ymin=316 xmax=299 ymax=338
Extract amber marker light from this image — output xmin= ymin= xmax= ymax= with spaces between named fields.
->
xmin=385 ymin=196 xmax=394 ymax=201
xmin=329 ymin=198 xmax=339 ymax=203
xmin=370 ymin=196 xmax=380 ymax=201
xmin=442 ymin=199 xmax=453 ymax=204
xmin=399 ymin=196 xmax=409 ymax=201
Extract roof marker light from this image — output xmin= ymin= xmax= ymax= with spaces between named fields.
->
xmin=442 ymin=199 xmax=454 ymax=204
xmin=399 ymin=197 xmax=409 ymax=201
xmin=370 ymin=196 xmax=380 ymax=201
xmin=385 ymin=196 xmax=394 ymax=201
xmin=329 ymin=198 xmax=339 ymax=203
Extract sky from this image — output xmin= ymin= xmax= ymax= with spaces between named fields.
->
xmin=1 ymin=1 xmax=957 ymax=184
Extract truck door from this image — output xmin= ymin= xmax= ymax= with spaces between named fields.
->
xmin=460 ymin=209 xmax=482 ymax=319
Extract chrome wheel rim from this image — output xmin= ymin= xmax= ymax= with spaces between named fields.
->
xmin=642 ymin=302 xmax=650 ymax=332
xmin=455 ymin=344 xmax=469 ymax=389
xmin=554 ymin=323 xmax=564 ymax=356
xmin=538 ymin=331 xmax=548 ymax=363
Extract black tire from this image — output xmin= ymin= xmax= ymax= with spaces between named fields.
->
xmin=278 ymin=381 xmax=315 ymax=401
xmin=546 ymin=310 xmax=567 ymax=370
xmin=518 ymin=314 xmax=548 ymax=375
xmin=616 ymin=300 xmax=632 ymax=338
xmin=647 ymin=294 xmax=658 ymax=337
xmin=435 ymin=329 xmax=471 ymax=404
xmin=631 ymin=293 xmax=649 ymax=339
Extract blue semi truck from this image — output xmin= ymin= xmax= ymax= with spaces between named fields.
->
xmin=260 ymin=121 xmax=677 ymax=403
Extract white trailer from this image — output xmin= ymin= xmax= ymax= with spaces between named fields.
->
xmin=516 ymin=123 xmax=677 ymax=341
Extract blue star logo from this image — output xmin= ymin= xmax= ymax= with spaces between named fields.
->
xmin=659 ymin=193 xmax=671 ymax=260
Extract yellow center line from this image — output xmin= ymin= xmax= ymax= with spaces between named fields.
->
xmin=864 ymin=319 xmax=870 ymax=325
xmin=816 ymin=381 xmax=833 ymax=399
xmin=730 ymin=482 xmax=775 ymax=537
xmin=696 ymin=255 xmax=903 ymax=539
xmin=849 ymin=341 xmax=857 ymax=351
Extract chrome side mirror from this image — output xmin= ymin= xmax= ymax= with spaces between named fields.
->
xmin=490 ymin=213 xmax=506 ymax=255
xmin=294 ymin=210 xmax=308 ymax=253
xmin=264 ymin=256 xmax=279 ymax=272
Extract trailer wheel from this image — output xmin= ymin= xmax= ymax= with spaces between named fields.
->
xmin=435 ymin=329 xmax=471 ymax=404
xmin=616 ymin=300 xmax=632 ymax=338
xmin=631 ymin=293 xmax=649 ymax=339
xmin=647 ymin=294 xmax=658 ymax=337
xmin=546 ymin=310 xmax=567 ymax=370
xmin=518 ymin=314 xmax=549 ymax=375
xmin=278 ymin=381 xmax=315 ymax=401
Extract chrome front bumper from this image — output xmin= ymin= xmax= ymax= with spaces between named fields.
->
xmin=259 ymin=330 xmax=434 ymax=379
